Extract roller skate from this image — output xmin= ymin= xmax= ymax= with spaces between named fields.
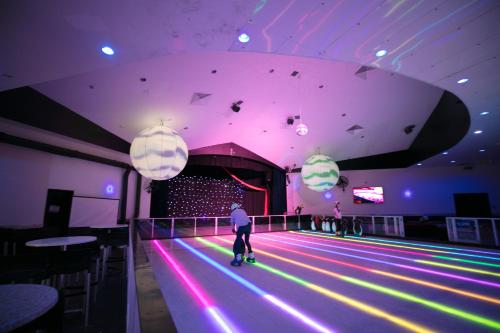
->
xmin=246 ymin=252 xmax=256 ymax=263
xmin=230 ymin=254 xmax=243 ymax=266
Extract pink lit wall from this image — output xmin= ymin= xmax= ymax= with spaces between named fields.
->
xmin=287 ymin=165 xmax=500 ymax=217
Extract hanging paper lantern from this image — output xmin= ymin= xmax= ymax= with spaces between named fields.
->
xmin=130 ymin=125 xmax=188 ymax=180
xmin=301 ymin=154 xmax=339 ymax=192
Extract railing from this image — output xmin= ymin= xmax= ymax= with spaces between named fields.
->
xmin=131 ymin=214 xmax=406 ymax=240
xmin=131 ymin=214 xmax=307 ymax=240
xmin=346 ymin=215 xmax=405 ymax=237
xmin=446 ymin=217 xmax=500 ymax=247
xmin=131 ymin=214 xmax=499 ymax=248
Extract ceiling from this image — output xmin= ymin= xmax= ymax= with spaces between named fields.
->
xmin=1 ymin=0 xmax=499 ymax=169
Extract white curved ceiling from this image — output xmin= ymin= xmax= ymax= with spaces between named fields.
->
xmin=1 ymin=0 xmax=499 ymax=168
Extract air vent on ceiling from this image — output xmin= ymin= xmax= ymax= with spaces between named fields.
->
xmin=346 ymin=124 xmax=364 ymax=135
xmin=354 ymin=65 xmax=375 ymax=79
xmin=190 ymin=92 xmax=212 ymax=105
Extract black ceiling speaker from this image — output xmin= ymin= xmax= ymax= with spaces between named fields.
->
xmin=231 ymin=100 xmax=243 ymax=112
xmin=231 ymin=104 xmax=240 ymax=112
xmin=287 ymin=117 xmax=294 ymax=125
xmin=404 ymin=124 xmax=416 ymax=134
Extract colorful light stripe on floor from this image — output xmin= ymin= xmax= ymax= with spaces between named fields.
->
xmin=247 ymin=237 xmax=500 ymax=305
xmin=414 ymin=260 xmax=500 ymax=277
xmin=432 ymin=255 xmax=500 ymax=268
xmin=348 ymin=235 xmax=500 ymax=256
xmin=293 ymin=232 xmax=500 ymax=277
xmin=152 ymin=240 xmax=235 ymax=333
xmin=298 ymin=231 xmax=500 ymax=268
xmin=198 ymin=237 xmax=436 ymax=333
xmin=300 ymin=231 xmax=500 ymax=262
xmin=256 ymin=234 xmax=500 ymax=289
xmin=213 ymin=237 xmax=500 ymax=330
xmin=172 ymin=239 xmax=335 ymax=333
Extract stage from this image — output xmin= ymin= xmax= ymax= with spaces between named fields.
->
xmin=144 ymin=231 xmax=500 ymax=333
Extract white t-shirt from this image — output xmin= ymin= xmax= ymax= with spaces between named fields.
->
xmin=231 ymin=208 xmax=251 ymax=228
xmin=333 ymin=207 xmax=342 ymax=219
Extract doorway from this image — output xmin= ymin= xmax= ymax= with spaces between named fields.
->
xmin=454 ymin=193 xmax=491 ymax=217
xmin=43 ymin=189 xmax=74 ymax=235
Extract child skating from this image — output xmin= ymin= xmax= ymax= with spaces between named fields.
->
xmin=230 ymin=203 xmax=256 ymax=266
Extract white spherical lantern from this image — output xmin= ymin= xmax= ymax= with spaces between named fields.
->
xmin=301 ymin=154 xmax=339 ymax=192
xmin=296 ymin=123 xmax=308 ymax=136
xmin=130 ymin=126 xmax=188 ymax=180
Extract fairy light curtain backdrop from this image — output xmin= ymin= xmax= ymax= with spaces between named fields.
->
xmin=149 ymin=146 xmax=287 ymax=218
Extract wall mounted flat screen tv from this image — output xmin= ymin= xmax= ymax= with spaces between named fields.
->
xmin=353 ymin=187 xmax=384 ymax=204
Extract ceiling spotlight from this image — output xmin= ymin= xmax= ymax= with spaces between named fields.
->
xmin=417 ymin=163 xmax=422 ymax=166
xmin=101 ymin=46 xmax=114 ymax=55
xmin=479 ymin=149 xmax=486 ymax=152
xmin=474 ymin=130 xmax=483 ymax=134
xmin=451 ymin=160 xmax=456 ymax=163
xmin=375 ymin=49 xmax=387 ymax=57
xmin=238 ymin=33 xmax=250 ymax=43
xmin=480 ymin=112 xmax=489 ymax=116
xmin=442 ymin=152 xmax=448 ymax=155
xmin=457 ymin=78 xmax=469 ymax=84
xmin=296 ymin=123 xmax=308 ymax=136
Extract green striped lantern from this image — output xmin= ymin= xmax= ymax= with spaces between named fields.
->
xmin=130 ymin=125 xmax=188 ymax=180
xmin=301 ymin=154 xmax=340 ymax=192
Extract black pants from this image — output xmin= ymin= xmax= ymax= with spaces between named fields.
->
xmin=335 ymin=218 xmax=346 ymax=235
xmin=233 ymin=223 xmax=252 ymax=256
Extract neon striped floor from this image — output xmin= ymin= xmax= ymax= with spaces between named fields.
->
xmin=144 ymin=231 xmax=500 ymax=333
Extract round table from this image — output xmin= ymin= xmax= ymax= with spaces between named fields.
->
xmin=26 ymin=236 xmax=97 ymax=251
xmin=0 ymin=284 xmax=58 ymax=332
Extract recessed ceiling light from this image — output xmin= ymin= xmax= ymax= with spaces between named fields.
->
xmin=417 ymin=163 xmax=422 ymax=166
xmin=101 ymin=46 xmax=114 ymax=55
xmin=479 ymin=149 xmax=486 ymax=152
xmin=480 ymin=111 xmax=489 ymax=116
xmin=450 ymin=160 xmax=456 ymax=163
xmin=442 ymin=152 xmax=448 ymax=155
xmin=474 ymin=130 xmax=483 ymax=134
xmin=457 ymin=78 xmax=469 ymax=84
xmin=375 ymin=49 xmax=387 ymax=57
xmin=238 ymin=33 xmax=250 ymax=43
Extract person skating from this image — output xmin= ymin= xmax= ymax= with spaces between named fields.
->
xmin=230 ymin=203 xmax=256 ymax=266
xmin=333 ymin=201 xmax=345 ymax=237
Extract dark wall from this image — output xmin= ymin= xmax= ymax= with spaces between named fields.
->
xmin=271 ymin=169 xmax=287 ymax=215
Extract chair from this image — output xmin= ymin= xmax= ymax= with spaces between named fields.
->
xmin=101 ymin=227 xmax=129 ymax=279
xmin=49 ymin=250 xmax=93 ymax=326
xmin=0 ymin=253 xmax=52 ymax=284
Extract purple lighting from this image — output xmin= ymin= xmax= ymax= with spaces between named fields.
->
xmin=105 ymin=184 xmax=114 ymax=194
xmin=238 ymin=33 xmax=250 ymax=43
xmin=403 ymin=189 xmax=412 ymax=199
xmin=324 ymin=192 xmax=332 ymax=200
